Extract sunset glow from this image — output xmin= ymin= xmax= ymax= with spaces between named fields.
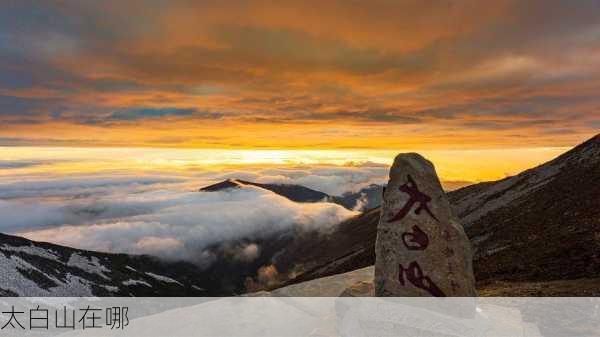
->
xmin=0 ymin=146 xmax=568 ymax=185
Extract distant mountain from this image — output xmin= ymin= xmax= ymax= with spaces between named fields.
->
xmin=0 ymin=233 xmax=221 ymax=296
xmin=200 ymin=179 xmax=330 ymax=203
xmin=274 ymin=134 xmax=600 ymax=292
xmin=200 ymin=178 xmax=383 ymax=211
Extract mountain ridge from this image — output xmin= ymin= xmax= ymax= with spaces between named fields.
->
xmin=199 ymin=178 xmax=383 ymax=211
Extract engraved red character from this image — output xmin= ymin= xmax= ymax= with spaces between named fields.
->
xmin=401 ymin=225 xmax=429 ymax=250
xmin=388 ymin=175 xmax=438 ymax=222
xmin=398 ymin=261 xmax=446 ymax=297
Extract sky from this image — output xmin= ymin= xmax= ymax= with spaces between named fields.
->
xmin=1 ymin=0 xmax=598 ymax=150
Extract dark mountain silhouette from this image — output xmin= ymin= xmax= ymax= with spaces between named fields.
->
xmin=200 ymin=178 xmax=383 ymax=211
xmin=200 ymin=179 xmax=330 ymax=203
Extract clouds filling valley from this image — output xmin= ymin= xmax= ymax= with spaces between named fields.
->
xmin=0 ymin=163 xmax=387 ymax=266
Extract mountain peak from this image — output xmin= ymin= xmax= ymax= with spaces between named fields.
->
xmin=199 ymin=179 xmax=333 ymax=204
xmin=199 ymin=179 xmax=245 ymax=192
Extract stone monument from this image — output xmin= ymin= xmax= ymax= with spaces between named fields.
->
xmin=374 ymin=153 xmax=477 ymax=297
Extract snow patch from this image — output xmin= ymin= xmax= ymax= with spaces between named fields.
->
xmin=1 ymin=244 xmax=60 ymax=261
xmin=0 ymin=254 xmax=94 ymax=296
xmin=67 ymin=253 xmax=111 ymax=280
xmin=145 ymin=272 xmax=183 ymax=286
xmin=123 ymin=279 xmax=152 ymax=288
xmin=102 ymin=285 xmax=120 ymax=293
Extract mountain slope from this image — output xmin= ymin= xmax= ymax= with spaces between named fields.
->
xmin=276 ymin=134 xmax=600 ymax=290
xmin=272 ymin=208 xmax=380 ymax=285
xmin=0 ymin=233 xmax=222 ymax=296
xmin=449 ymin=134 xmax=600 ymax=282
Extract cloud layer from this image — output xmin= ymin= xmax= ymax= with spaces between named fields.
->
xmin=0 ymin=160 xmax=379 ymax=264
xmin=17 ymin=185 xmax=355 ymax=263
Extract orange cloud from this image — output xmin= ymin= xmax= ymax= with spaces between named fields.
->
xmin=0 ymin=0 xmax=598 ymax=149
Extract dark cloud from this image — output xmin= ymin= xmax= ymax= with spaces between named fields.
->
xmin=0 ymin=136 xmax=121 ymax=147
xmin=460 ymin=119 xmax=560 ymax=131
xmin=112 ymin=108 xmax=214 ymax=120
xmin=0 ymin=160 xmax=54 ymax=169
xmin=245 ymin=109 xmax=423 ymax=124
xmin=76 ymin=108 xmax=225 ymax=125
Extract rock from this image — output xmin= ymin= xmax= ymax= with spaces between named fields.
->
xmin=374 ymin=153 xmax=476 ymax=297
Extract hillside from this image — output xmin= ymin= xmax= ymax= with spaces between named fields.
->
xmin=449 ymin=134 xmax=600 ymax=282
xmin=0 ymin=233 xmax=218 ymax=296
xmin=276 ymin=134 xmax=600 ymax=292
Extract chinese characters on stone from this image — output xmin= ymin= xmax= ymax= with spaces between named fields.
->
xmin=388 ymin=174 xmax=439 ymax=223
xmin=389 ymin=174 xmax=445 ymax=297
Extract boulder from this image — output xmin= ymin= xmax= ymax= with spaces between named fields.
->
xmin=374 ymin=153 xmax=476 ymax=297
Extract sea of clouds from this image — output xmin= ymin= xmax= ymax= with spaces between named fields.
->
xmin=0 ymin=159 xmax=388 ymax=265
